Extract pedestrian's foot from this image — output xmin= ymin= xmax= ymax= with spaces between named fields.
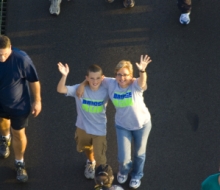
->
xmin=84 ymin=160 xmax=96 ymax=179
xmin=129 ymin=179 xmax=141 ymax=189
xmin=15 ymin=161 xmax=28 ymax=182
xmin=179 ymin=12 xmax=190 ymax=25
xmin=123 ymin=0 xmax=135 ymax=8
xmin=117 ymin=172 xmax=128 ymax=184
xmin=49 ymin=0 xmax=62 ymax=15
xmin=0 ymin=135 xmax=11 ymax=158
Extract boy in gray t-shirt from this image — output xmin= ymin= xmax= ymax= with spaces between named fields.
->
xmin=57 ymin=62 xmax=108 ymax=180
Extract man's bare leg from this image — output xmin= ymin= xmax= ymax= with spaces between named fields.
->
xmin=11 ymin=128 xmax=27 ymax=160
xmin=0 ymin=118 xmax=11 ymax=158
xmin=0 ymin=117 xmax=10 ymax=136
xmin=11 ymin=127 xmax=28 ymax=182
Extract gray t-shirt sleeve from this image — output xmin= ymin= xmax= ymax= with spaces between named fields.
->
xmin=102 ymin=77 xmax=115 ymax=88
xmin=132 ymin=79 xmax=144 ymax=92
xmin=134 ymin=78 xmax=148 ymax=92
xmin=66 ymin=84 xmax=80 ymax=98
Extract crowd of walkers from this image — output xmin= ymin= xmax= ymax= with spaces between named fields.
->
xmin=0 ymin=34 xmax=153 ymax=189
xmin=49 ymin=0 xmax=193 ymax=25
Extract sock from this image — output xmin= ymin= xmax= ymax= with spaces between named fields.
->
xmin=15 ymin=159 xmax=24 ymax=164
xmin=3 ymin=134 xmax=10 ymax=139
xmin=87 ymin=159 xmax=96 ymax=164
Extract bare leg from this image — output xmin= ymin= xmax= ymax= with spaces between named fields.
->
xmin=84 ymin=148 xmax=95 ymax=163
xmin=0 ymin=118 xmax=11 ymax=158
xmin=11 ymin=128 xmax=27 ymax=160
xmin=0 ymin=118 xmax=10 ymax=136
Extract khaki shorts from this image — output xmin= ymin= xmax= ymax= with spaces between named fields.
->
xmin=74 ymin=127 xmax=107 ymax=165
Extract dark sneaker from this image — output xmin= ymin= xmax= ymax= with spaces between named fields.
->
xmin=123 ymin=0 xmax=135 ymax=8
xmin=0 ymin=136 xmax=11 ymax=158
xmin=15 ymin=162 xmax=28 ymax=182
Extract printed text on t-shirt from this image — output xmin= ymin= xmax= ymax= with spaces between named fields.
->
xmin=112 ymin=91 xmax=133 ymax=107
xmin=82 ymin=99 xmax=104 ymax=113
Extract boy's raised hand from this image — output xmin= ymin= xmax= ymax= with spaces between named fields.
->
xmin=135 ymin=55 xmax=152 ymax=71
xmin=58 ymin=62 xmax=69 ymax=76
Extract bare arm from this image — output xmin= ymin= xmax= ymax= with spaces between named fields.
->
xmin=29 ymin=81 xmax=42 ymax=117
xmin=57 ymin=75 xmax=68 ymax=94
xmin=57 ymin=62 xmax=69 ymax=94
xmin=136 ymin=55 xmax=152 ymax=89
xmin=76 ymin=79 xmax=88 ymax=98
xmin=138 ymin=72 xmax=147 ymax=90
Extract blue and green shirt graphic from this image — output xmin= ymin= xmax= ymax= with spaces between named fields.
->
xmin=82 ymin=98 xmax=104 ymax=113
xmin=112 ymin=91 xmax=133 ymax=108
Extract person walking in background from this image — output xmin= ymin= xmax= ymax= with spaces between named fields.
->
xmin=201 ymin=165 xmax=220 ymax=190
xmin=201 ymin=173 xmax=220 ymax=190
xmin=0 ymin=35 xmax=42 ymax=182
xmin=57 ymin=63 xmax=109 ymax=180
xmin=177 ymin=0 xmax=192 ymax=24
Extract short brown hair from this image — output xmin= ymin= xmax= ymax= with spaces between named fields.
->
xmin=114 ymin=60 xmax=133 ymax=78
xmin=87 ymin=64 xmax=103 ymax=76
xmin=0 ymin=35 xmax=11 ymax=49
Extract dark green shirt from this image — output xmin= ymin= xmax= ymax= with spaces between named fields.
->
xmin=201 ymin=173 xmax=220 ymax=190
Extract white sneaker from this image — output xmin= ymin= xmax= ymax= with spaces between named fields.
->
xmin=117 ymin=172 xmax=128 ymax=184
xmin=84 ymin=161 xmax=95 ymax=179
xmin=129 ymin=179 xmax=141 ymax=189
xmin=49 ymin=0 xmax=62 ymax=15
xmin=179 ymin=13 xmax=190 ymax=25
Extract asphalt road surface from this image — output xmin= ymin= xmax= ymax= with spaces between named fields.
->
xmin=1 ymin=0 xmax=220 ymax=189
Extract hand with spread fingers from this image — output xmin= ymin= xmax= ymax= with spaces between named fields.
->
xmin=135 ymin=55 xmax=152 ymax=71
xmin=57 ymin=62 xmax=69 ymax=76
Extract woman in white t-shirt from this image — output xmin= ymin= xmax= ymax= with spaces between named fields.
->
xmin=102 ymin=55 xmax=152 ymax=189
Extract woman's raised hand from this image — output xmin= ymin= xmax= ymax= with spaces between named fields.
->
xmin=135 ymin=55 xmax=152 ymax=71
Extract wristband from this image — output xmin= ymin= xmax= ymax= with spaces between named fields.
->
xmin=139 ymin=70 xmax=146 ymax=73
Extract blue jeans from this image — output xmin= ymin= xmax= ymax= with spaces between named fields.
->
xmin=115 ymin=120 xmax=152 ymax=180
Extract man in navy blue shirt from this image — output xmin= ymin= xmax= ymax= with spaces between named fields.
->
xmin=0 ymin=35 xmax=42 ymax=182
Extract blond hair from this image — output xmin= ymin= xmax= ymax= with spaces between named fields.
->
xmin=114 ymin=60 xmax=133 ymax=78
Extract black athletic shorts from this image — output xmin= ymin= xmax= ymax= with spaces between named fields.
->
xmin=0 ymin=111 xmax=30 ymax=130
